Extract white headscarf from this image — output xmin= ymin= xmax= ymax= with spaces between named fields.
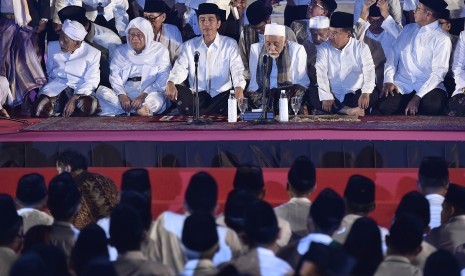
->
xmin=125 ymin=17 xmax=155 ymax=55
xmin=62 ymin=19 xmax=87 ymax=41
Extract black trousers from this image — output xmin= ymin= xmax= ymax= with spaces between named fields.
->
xmin=374 ymin=88 xmax=447 ymax=115
xmin=175 ymin=85 xmax=230 ymax=116
xmin=284 ymin=5 xmax=307 ymax=27
xmin=308 ymin=87 xmax=379 ymax=114
xmin=448 ymin=93 xmax=465 ymax=116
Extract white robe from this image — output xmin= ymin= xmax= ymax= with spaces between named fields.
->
xmin=247 ymin=41 xmax=310 ymax=92
xmin=0 ymin=77 xmax=12 ymax=107
xmin=40 ymin=41 xmax=101 ymax=97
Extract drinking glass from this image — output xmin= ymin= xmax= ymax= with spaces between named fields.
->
xmin=237 ymin=98 xmax=248 ymax=121
xmin=291 ymin=96 xmax=302 ymax=122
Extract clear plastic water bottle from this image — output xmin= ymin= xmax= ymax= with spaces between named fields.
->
xmin=279 ymin=90 xmax=289 ymax=122
xmin=228 ymin=90 xmax=237 ymax=122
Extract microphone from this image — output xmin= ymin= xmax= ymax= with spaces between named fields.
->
xmin=194 ymin=51 xmax=200 ymax=63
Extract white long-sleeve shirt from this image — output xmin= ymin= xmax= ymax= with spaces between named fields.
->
xmin=256 ymin=247 xmax=294 ymax=276
xmin=452 ymin=31 xmax=465 ymax=96
xmin=384 ymin=21 xmax=452 ymax=98
xmin=168 ymin=34 xmax=246 ymax=97
xmin=82 ymin=0 xmax=129 ymax=36
xmin=40 ymin=41 xmax=101 ymax=97
xmin=316 ymin=38 xmax=375 ymax=102
xmin=248 ymin=41 xmax=310 ymax=92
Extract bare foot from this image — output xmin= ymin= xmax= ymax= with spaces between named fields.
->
xmin=136 ymin=105 xmax=151 ymax=116
xmin=340 ymin=107 xmax=365 ymax=117
xmin=0 ymin=108 xmax=10 ymax=118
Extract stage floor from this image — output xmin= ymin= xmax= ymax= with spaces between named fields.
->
xmin=1 ymin=115 xmax=465 ymax=168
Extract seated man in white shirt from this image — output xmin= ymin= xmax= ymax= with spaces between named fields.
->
xmin=376 ymin=0 xmax=451 ymax=116
xmin=96 ymin=17 xmax=171 ymax=116
xmin=143 ymin=0 xmax=182 ymax=65
xmin=165 ymin=3 xmax=246 ymax=116
xmin=32 ymin=20 xmax=101 ymax=117
xmin=310 ymin=12 xmax=377 ymax=116
xmin=240 ymin=0 xmax=297 ymax=81
xmin=247 ymin=23 xmax=310 ymax=115
xmin=304 ymin=16 xmax=330 ymax=86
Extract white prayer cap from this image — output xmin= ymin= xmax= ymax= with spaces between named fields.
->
xmin=264 ymin=23 xmax=286 ymax=37
xmin=309 ymin=16 xmax=330 ymax=29
xmin=62 ymin=19 xmax=87 ymax=41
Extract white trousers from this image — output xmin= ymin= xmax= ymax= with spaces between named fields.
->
xmin=96 ymin=82 xmax=169 ymax=116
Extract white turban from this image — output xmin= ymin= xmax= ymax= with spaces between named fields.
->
xmin=309 ymin=16 xmax=330 ymax=29
xmin=62 ymin=19 xmax=87 ymax=41
xmin=125 ymin=17 xmax=154 ymax=53
xmin=264 ymin=23 xmax=286 ymax=37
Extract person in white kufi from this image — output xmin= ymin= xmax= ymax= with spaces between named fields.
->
xmin=33 ymin=19 xmax=101 ymax=117
xmin=247 ymin=23 xmax=310 ymax=114
xmin=304 ymin=16 xmax=330 ymax=86
xmin=96 ymin=17 xmax=171 ymax=116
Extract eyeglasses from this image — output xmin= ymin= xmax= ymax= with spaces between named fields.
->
xmin=144 ymin=13 xmax=164 ymax=22
xmin=414 ymin=6 xmax=427 ymax=13
xmin=128 ymin=32 xmax=145 ymax=40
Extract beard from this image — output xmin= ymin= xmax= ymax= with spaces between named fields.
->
xmin=269 ymin=53 xmax=280 ymax=59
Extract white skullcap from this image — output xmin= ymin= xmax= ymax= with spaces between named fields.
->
xmin=62 ymin=19 xmax=87 ymax=41
xmin=264 ymin=23 xmax=286 ymax=37
xmin=309 ymin=16 xmax=330 ymax=29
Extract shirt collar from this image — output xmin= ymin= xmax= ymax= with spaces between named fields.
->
xmin=297 ymin=233 xmax=333 ymax=255
xmin=118 ymin=251 xmax=146 ymax=261
xmin=384 ymin=255 xmax=411 ymax=264
xmin=420 ymin=20 xmax=440 ymax=32
xmin=200 ymin=33 xmax=221 ymax=49
xmin=184 ymin=259 xmax=216 ymax=271
xmin=290 ymin=197 xmax=311 ymax=203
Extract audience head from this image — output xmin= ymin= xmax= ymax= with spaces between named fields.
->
xmin=110 ymin=204 xmax=144 ymax=253
xmin=395 ymin=191 xmax=430 ymax=232
xmin=329 ymin=12 xmax=353 ymax=49
xmin=0 ymin=194 xmax=23 ymax=250
xmin=60 ymin=20 xmax=86 ymax=53
xmin=197 ymin=3 xmax=224 ymax=38
xmin=56 ymin=150 xmax=88 ymax=173
xmin=182 ymin=212 xmax=219 ymax=260
xmin=246 ymin=0 xmax=273 ymax=34
xmin=264 ymin=24 xmax=287 ymax=59
xmin=307 ymin=0 xmax=337 ymax=19
xmin=244 ymin=200 xmax=280 ymax=246
xmin=343 ymin=217 xmax=383 ymax=276
xmin=121 ymin=168 xmax=152 ymax=201
xmin=224 ymin=189 xmax=258 ymax=233
xmin=287 ymin=156 xmax=316 ymax=196
xmin=185 ymin=171 xmax=218 ymax=213
xmin=442 ymin=183 xmax=465 ymax=223
xmin=71 ymin=224 xmax=109 ymax=275
xmin=297 ymin=242 xmax=354 ymax=276
xmin=9 ymin=252 xmax=48 ymax=276
xmin=415 ymin=0 xmax=448 ymax=25
xmin=309 ymin=16 xmax=330 ymax=45
xmin=424 ymin=249 xmax=461 ymax=276
xmin=344 ymin=175 xmax=375 ymax=215
xmin=418 ymin=156 xmax=449 ymax=195
xmin=16 ymin=173 xmax=48 ymax=208
xmin=386 ymin=214 xmax=423 ymax=257
xmin=22 ymin=225 xmax=52 ymax=253
xmin=27 ymin=244 xmax=70 ymax=276
xmin=309 ymin=188 xmax=345 ymax=235
xmin=125 ymin=17 xmax=154 ymax=54
xmin=144 ymin=0 xmax=167 ymax=35
xmin=119 ymin=191 xmax=152 ymax=231
xmin=438 ymin=9 xmax=452 ymax=32
xmin=233 ymin=165 xmax=265 ymax=198
xmin=47 ymin=172 xmax=81 ymax=221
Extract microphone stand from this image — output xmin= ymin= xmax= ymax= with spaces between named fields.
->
xmin=188 ymin=53 xmax=211 ymax=125
xmin=253 ymin=55 xmax=276 ymax=125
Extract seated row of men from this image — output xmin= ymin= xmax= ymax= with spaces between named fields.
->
xmin=1 ymin=0 xmax=464 ymax=118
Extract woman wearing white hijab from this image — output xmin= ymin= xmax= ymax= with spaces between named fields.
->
xmin=96 ymin=17 xmax=171 ymax=116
